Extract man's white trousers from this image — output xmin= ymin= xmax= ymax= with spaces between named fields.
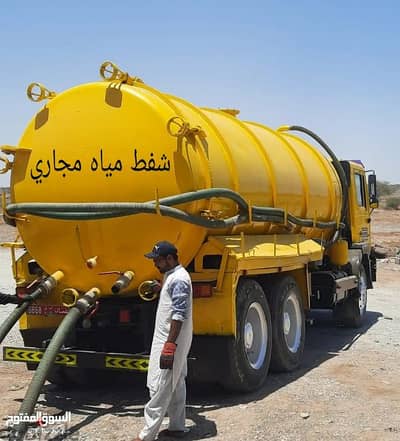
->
xmin=139 ymin=369 xmax=186 ymax=441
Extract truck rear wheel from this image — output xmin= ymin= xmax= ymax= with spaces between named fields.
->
xmin=334 ymin=266 xmax=367 ymax=328
xmin=268 ymin=276 xmax=305 ymax=372
xmin=222 ymin=279 xmax=272 ymax=392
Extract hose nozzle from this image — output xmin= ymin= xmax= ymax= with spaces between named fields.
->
xmin=111 ymin=271 xmax=135 ymax=294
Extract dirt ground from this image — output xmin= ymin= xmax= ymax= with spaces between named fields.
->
xmin=371 ymin=209 xmax=400 ymax=255
xmin=0 ymin=210 xmax=399 ymax=441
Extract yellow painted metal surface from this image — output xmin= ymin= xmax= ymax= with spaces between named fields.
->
xmin=9 ymin=73 xmax=341 ymax=294
xmin=193 ymin=272 xmax=236 ymax=335
xmin=327 ymin=239 xmax=349 ymax=266
xmin=348 ymin=163 xmax=371 ymax=245
xmin=192 ymin=235 xmax=321 ymax=334
xmin=211 ymin=234 xmax=323 ymax=267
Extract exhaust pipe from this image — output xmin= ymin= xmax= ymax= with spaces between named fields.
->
xmin=10 ymin=287 xmax=100 ymax=441
xmin=0 ymin=270 xmax=64 ymax=344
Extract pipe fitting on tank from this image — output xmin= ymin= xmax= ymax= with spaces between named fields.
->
xmin=61 ymin=288 xmax=80 ymax=308
xmin=75 ymin=287 xmax=100 ymax=315
xmin=138 ymin=280 xmax=161 ymax=302
xmin=86 ymin=256 xmax=98 ymax=269
xmin=111 ymin=270 xmax=135 ymax=294
xmin=22 ymin=270 xmax=64 ymax=301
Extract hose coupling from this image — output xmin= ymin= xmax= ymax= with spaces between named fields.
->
xmin=75 ymin=287 xmax=100 ymax=315
xmin=111 ymin=270 xmax=135 ymax=294
xmin=138 ymin=280 xmax=161 ymax=302
xmin=62 ymin=288 xmax=80 ymax=308
xmin=22 ymin=270 xmax=64 ymax=301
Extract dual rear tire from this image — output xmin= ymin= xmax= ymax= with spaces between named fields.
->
xmin=222 ymin=276 xmax=305 ymax=392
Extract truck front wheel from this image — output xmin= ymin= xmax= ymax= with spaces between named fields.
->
xmin=222 ymin=279 xmax=272 ymax=392
xmin=334 ymin=266 xmax=368 ymax=328
xmin=268 ymin=276 xmax=305 ymax=372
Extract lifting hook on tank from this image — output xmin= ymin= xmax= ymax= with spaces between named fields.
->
xmin=167 ymin=116 xmax=208 ymax=157
xmin=26 ymin=83 xmax=56 ymax=102
xmin=99 ymin=60 xmax=143 ymax=85
xmin=0 ymin=145 xmax=19 ymax=174
xmin=167 ymin=116 xmax=206 ymax=139
xmin=0 ymin=155 xmax=12 ymax=174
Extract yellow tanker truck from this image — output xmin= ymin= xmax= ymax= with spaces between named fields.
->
xmin=0 ymin=61 xmax=378 ymax=398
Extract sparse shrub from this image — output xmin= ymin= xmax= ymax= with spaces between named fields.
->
xmin=377 ymin=181 xmax=395 ymax=197
xmin=386 ymin=197 xmax=400 ymax=210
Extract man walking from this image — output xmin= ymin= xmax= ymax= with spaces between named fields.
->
xmin=133 ymin=241 xmax=193 ymax=441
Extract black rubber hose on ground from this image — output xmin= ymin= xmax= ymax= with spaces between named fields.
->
xmin=10 ymin=288 xmax=98 ymax=441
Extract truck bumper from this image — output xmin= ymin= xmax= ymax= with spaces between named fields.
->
xmin=3 ymin=346 xmax=149 ymax=372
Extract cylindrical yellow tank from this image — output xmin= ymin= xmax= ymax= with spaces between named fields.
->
xmin=8 ymin=71 xmax=342 ymax=293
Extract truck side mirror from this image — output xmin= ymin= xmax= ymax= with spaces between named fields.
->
xmin=368 ymin=174 xmax=379 ymax=208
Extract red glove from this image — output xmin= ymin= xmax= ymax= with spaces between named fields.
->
xmin=160 ymin=342 xmax=177 ymax=369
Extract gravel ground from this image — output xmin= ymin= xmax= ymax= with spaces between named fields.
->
xmin=0 ymin=248 xmax=22 ymax=348
xmin=0 ymin=247 xmax=400 ymax=440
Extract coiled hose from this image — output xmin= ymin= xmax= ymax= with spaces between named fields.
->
xmin=6 ymin=188 xmax=342 ymax=230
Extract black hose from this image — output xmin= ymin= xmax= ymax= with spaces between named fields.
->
xmin=0 ymin=292 xmax=21 ymax=305
xmin=0 ymin=273 xmax=62 ymax=345
xmin=7 ymin=205 xmax=243 ymax=229
xmin=7 ymin=187 xmax=248 ymax=228
xmin=10 ymin=289 xmax=98 ymax=441
xmin=0 ymin=301 xmax=31 ymax=344
xmin=285 ymin=126 xmax=348 ymax=224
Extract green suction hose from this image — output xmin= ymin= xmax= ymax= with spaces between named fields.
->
xmin=0 ymin=271 xmax=64 ymax=345
xmin=10 ymin=288 xmax=99 ymax=441
xmin=6 ymin=187 xmax=342 ymax=230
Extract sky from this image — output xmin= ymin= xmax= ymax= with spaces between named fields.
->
xmin=0 ymin=0 xmax=399 ymax=187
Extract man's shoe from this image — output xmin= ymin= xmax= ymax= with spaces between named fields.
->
xmin=158 ymin=428 xmax=187 ymax=438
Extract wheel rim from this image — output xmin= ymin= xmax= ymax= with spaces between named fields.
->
xmin=244 ymin=302 xmax=268 ymax=370
xmin=283 ymin=291 xmax=302 ymax=353
xmin=358 ymin=271 xmax=367 ymax=313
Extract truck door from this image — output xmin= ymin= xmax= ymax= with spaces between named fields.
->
xmin=349 ymin=165 xmax=370 ymax=245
